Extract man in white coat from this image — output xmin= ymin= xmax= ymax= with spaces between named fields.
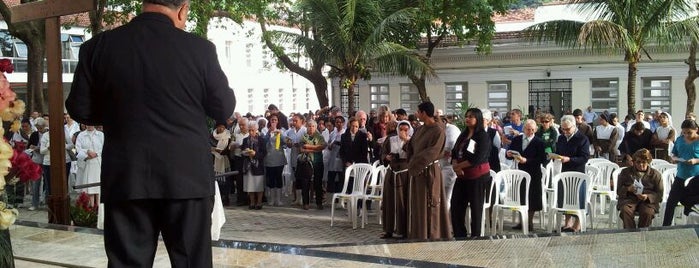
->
xmin=75 ymin=125 xmax=104 ymax=205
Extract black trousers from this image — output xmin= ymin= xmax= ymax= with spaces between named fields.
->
xmin=104 ymin=198 xmax=213 ymax=268
xmin=451 ymin=175 xmax=492 ymax=238
xmin=662 ymin=178 xmax=686 ymax=226
xmin=302 ymin=164 xmax=325 ymax=206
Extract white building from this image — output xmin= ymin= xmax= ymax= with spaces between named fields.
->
xmin=333 ymin=2 xmax=698 ymax=127
xmin=207 ymin=19 xmax=325 ymax=116
xmin=2 ymin=16 xmax=326 ymax=117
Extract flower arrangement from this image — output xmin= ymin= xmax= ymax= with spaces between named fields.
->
xmin=70 ymin=192 xmax=98 ymax=228
xmin=0 ymin=58 xmax=19 ymax=267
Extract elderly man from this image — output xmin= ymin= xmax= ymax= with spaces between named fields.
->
xmin=617 ymin=149 xmax=663 ymax=229
xmin=555 ymin=115 xmax=590 ymax=232
xmin=506 ymin=119 xmax=546 ymax=230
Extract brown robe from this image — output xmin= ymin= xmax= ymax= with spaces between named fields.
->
xmin=405 ymin=122 xmax=453 ymax=240
xmin=381 ymin=135 xmax=409 ymax=236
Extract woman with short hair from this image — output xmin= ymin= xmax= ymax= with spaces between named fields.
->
xmin=241 ymin=120 xmax=268 ymax=210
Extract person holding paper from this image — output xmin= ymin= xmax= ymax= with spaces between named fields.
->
xmin=501 ymin=109 xmax=524 ymax=148
xmin=506 ymin=119 xmax=546 ymax=230
xmin=663 ymin=119 xmax=699 ymax=226
xmin=451 ymin=108 xmax=492 ymax=237
xmin=617 ymin=149 xmax=663 ymax=229
xmin=554 ymin=115 xmax=590 ymax=232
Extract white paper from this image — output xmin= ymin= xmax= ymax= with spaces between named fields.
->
xmin=633 ymin=179 xmax=644 ymax=195
xmin=467 ymin=139 xmax=476 ymax=154
xmin=504 ymin=126 xmax=514 ymax=135
xmin=507 ymin=150 xmax=521 ymax=157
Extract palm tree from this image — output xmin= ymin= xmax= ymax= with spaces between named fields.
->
xmin=282 ymin=0 xmax=432 ymax=114
xmin=525 ymin=0 xmax=699 ymax=116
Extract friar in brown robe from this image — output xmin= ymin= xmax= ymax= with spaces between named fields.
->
xmin=405 ymin=102 xmax=453 ymax=240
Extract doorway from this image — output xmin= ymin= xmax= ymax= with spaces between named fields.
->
xmin=528 ymin=79 xmax=572 ymax=120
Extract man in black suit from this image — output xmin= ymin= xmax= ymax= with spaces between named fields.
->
xmin=506 ymin=119 xmax=546 ymax=230
xmin=66 ymin=1 xmax=235 ymax=267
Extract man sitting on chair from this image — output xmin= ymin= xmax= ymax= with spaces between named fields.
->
xmin=616 ymin=149 xmax=663 ymax=229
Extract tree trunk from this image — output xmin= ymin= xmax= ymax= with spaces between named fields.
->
xmin=347 ymin=76 xmax=358 ymax=115
xmin=409 ymin=73 xmax=429 ymax=102
xmin=686 ymin=41 xmax=698 ymax=118
xmin=26 ymin=38 xmax=47 ymax=114
xmin=89 ymin=0 xmax=108 ymax=34
xmin=627 ymin=57 xmax=639 ymax=117
xmin=258 ymin=20 xmax=329 ymax=108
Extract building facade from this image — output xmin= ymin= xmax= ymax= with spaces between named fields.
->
xmin=332 ymin=3 xmax=697 ymax=127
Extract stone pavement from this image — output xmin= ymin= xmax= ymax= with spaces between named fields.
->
xmin=10 ymin=194 xmax=699 ymax=267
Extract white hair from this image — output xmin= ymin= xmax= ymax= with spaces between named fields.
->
xmin=247 ymin=120 xmax=258 ymax=130
xmin=560 ymin=115 xmax=576 ymax=128
xmin=306 ymin=119 xmax=317 ymax=127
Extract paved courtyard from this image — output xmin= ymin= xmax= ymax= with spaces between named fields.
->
xmin=9 ymin=194 xmax=699 ymax=267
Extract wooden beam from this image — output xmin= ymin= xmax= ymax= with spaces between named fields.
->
xmin=45 ymin=17 xmax=70 ymax=225
xmin=10 ymin=0 xmax=96 ymax=23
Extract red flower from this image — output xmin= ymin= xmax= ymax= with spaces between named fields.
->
xmin=7 ymin=148 xmax=41 ymax=182
xmin=0 ymin=59 xmax=14 ymax=74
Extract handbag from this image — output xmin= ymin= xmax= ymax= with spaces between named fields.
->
xmin=67 ymin=149 xmax=78 ymax=161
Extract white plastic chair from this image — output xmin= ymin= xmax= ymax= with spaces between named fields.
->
xmin=586 ymin=158 xmax=611 ymax=166
xmin=653 ymin=163 xmax=676 ymax=177
xmin=493 ymin=169 xmax=531 ymax=235
xmin=588 ymin=161 xmax=620 ymax=219
xmin=608 ymin=167 xmax=626 ymax=228
xmin=650 ymin=158 xmax=671 ymax=168
xmin=549 ymin=172 xmax=590 ymax=233
xmin=360 ymin=164 xmax=386 ymax=228
xmin=658 ymin=168 xmax=684 ymax=226
xmin=466 ymin=170 xmax=497 ymax=237
xmin=330 ymin=163 xmax=373 ymax=229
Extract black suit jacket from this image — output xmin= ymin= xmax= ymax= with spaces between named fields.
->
xmin=339 ymin=131 xmax=369 ymax=164
xmin=508 ymin=135 xmax=545 ymax=179
xmin=66 ymin=13 xmax=235 ymax=203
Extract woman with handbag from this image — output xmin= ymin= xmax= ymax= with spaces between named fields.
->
xmin=241 ymin=120 xmax=268 ymax=210
xmin=299 ymin=120 xmax=327 ymax=210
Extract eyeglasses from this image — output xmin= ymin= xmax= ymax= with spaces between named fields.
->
xmin=561 ymin=127 xmax=572 ymax=132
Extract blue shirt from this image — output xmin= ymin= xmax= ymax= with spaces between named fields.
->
xmin=671 ymin=136 xmax=699 ymax=179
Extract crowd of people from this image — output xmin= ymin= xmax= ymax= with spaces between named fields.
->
xmin=209 ymin=102 xmax=699 ymax=239
xmin=5 ymin=111 xmax=104 ymax=211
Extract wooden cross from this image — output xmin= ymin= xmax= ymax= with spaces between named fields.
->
xmin=11 ymin=0 xmax=97 ymax=225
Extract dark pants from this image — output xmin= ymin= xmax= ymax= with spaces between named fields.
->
xmin=302 ymin=164 xmax=324 ymax=206
xmin=266 ymin=166 xmax=284 ymax=188
xmin=42 ymin=163 xmax=71 ymax=197
xmin=326 ymin=171 xmax=343 ymax=193
xmin=229 ymin=156 xmax=247 ymax=204
xmin=451 ymin=175 xmax=492 ymax=238
xmin=620 ymin=202 xmax=656 ymax=229
xmin=662 ymin=178 xmax=685 ymax=226
xmin=104 ymin=198 xmax=213 ymax=268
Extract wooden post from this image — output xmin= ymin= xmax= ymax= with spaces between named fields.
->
xmin=11 ymin=0 xmax=97 ymax=225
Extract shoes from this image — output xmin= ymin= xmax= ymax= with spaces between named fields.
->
xmin=317 ymin=204 xmax=324 ymax=210
xmin=28 ymin=206 xmax=36 ymax=211
xmin=302 ymin=204 xmax=310 ymax=210
xmin=513 ymin=224 xmax=522 ymax=230
xmin=255 ymin=205 xmax=262 ymax=210
xmin=248 ymin=205 xmax=254 ymax=210
xmin=380 ymin=233 xmax=393 ymax=239
xmin=561 ymin=227 xmax=575 ymax=232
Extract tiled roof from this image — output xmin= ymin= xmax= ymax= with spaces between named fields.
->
xmin=1 ymin=0 xmax=91 ymax=28
xmin=493 ymin=8 xmax=535 ymax=23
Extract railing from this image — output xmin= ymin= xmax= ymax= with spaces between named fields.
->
xmin=7 ymin=57 xmax=79 ymax=74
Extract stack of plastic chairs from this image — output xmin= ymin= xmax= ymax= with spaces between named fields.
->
xmin=330 ymin=163 xmax=373 ymax=229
